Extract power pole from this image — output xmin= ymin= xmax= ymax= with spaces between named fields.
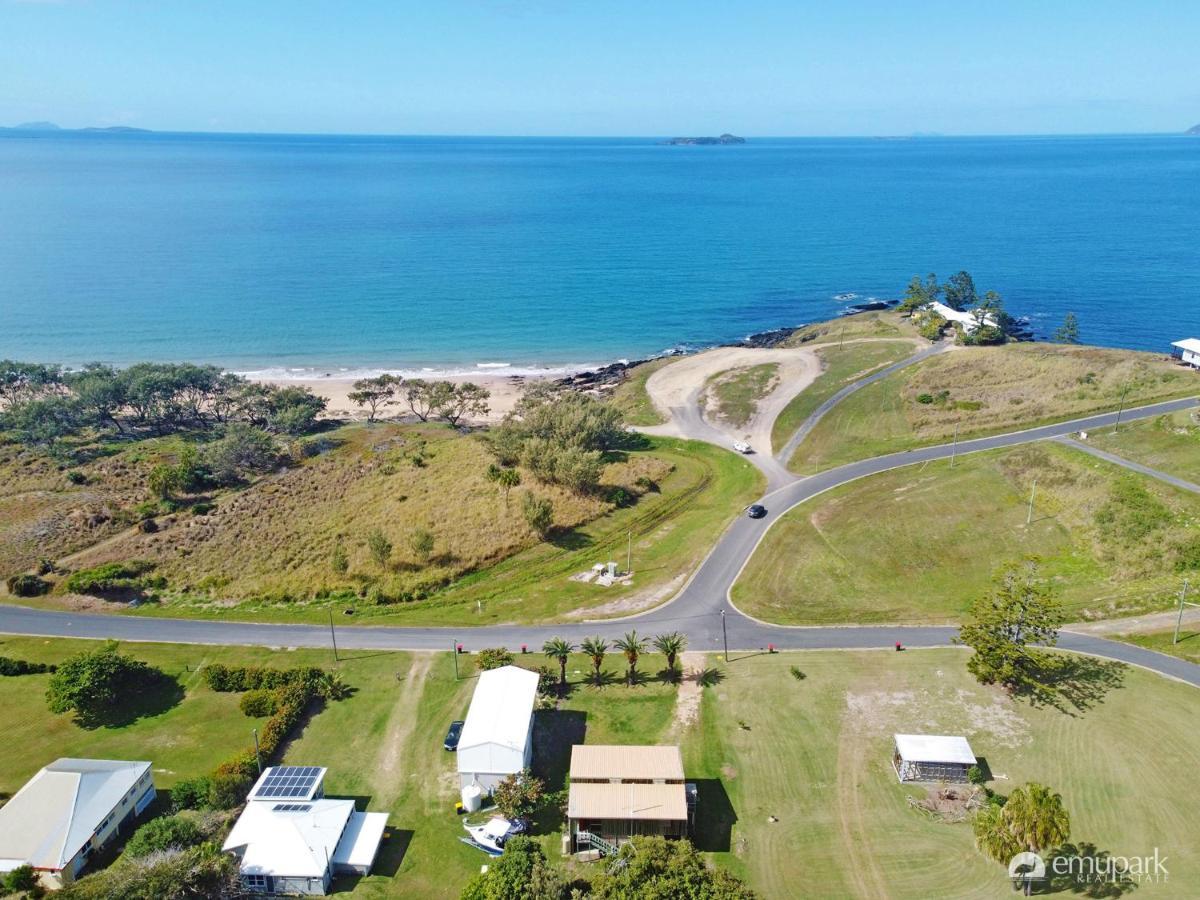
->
xmin=1113 ymin=383 xmax=1130 ymax=432
xmin=328 ymin=609 xmax=339 ymax=663
xmin=1026 ymin=478 xmax=1038 ymax=526
xmin=839 ymin=324 xmax=846 ymax=348
xmin=720 ymin=609 xmax=729 ymax=663
xmin=950 ymin=422 xmax=959 ymax=469
xmin=1174 ymin=580 xmax=1196 ymax=645
xmin=253 ymin=728 xmax=262 ymax=773
xmin=627 ymin=531 xmax=632 ymax=576
xmin=452 ymin=640 xmax=459 ymax=679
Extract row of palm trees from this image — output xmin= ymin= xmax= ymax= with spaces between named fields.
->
xmin=541 ymin=630 xmax=687 ymax=692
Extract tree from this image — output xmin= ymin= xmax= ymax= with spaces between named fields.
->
xmin=347 ymin=374 xmax=400 ymax=422
xmin=614 ymin=630 xmax=647 ymax=685
xmin=541 ymin=637 xmax=575 ymax=696
xmin=124 ymin=816 xmax=202 ymax=858
xmin=592 ymin=836 xmax=755 ymax=899
xmin=652 ymin=632 xmax=687 ymax=676
xmin=522 ymin=492 xmax=554 ymax=538
xmin=974 ymin=783 xmax=1070 ymax=895
xmin=57 ymin=843 xmax=237 ymax=900
xmin=941 ymin=270 xmax=978 ymax=311
xmin=580 ymin=636 xmax=608 ymax=684
xmin=490 ymin=466 xmax=520 ymax=508
xmin=439 ymin=382 xmax=491 ymax=425
xmin=410 ymin=527 xmax=436 ymax=562
xmin=957 ymin=560 xmax=1064 ymax=693
xmin=1053 ymin=312 xmax=1081 ymax=344
xmin=476 ymin=647 xmax=514 ymax=670
xmin=404 ymin=379 xmax=455 ymax=422
xmin=460 ymin=836 xmax=565 ymax=900
xmin=366 ymin=528 xmax=393 ymax=569
xmin=2 ymin=864 xmax=38 ymax=895
xmin=491 ymin=770 xmax=544 ymax=821
xmin=898 ymin=272 xmax=941 ymax=312
xmin=201 ymin=423 xmax=276 ymax=485
xmin=331 ymin=541 xmax=349 ymax=575
xmin=46 ymin=641 xmax=158 ymax=726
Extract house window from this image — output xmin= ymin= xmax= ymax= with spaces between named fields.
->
xmin=245 ymin=874 xmax=268 ymax=892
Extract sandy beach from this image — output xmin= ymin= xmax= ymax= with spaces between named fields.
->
xmin=263 ymin=373 xmax=542 ymax=424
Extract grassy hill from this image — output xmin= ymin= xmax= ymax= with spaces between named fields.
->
xmin=735 ymin=441 xmax=1200 ymax=625
xmin=789 ymin=342 xmax=1199 ymax=472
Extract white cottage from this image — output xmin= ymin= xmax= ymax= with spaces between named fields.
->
xmin=1170 ymin=339 xmax=1200 ymax=369
xmin=457 ymin=665 xmax=539 ymax=792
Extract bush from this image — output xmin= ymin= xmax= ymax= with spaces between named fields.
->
xmin=5 ymin=573 xmax=49 ymax=597
xmin=201 ymin=663 xmax=323 ymax=693
xmin=239 ymin=689 xmax=278 ymax=718
xmin=967 ymin=765 xmax=986 ymax=785
xmin=170 ymin=776 xmax=212 ymax=812
xmin=0 ymin=656 xmax=55 ymax=676
xmin=64 ymin=560 xmax=157 ymax=595
xmin=124 ymin=816 xmax=202 ymax=858
xmin=522 ymin=493 xmax=554 ymax=538
xmin=916 ymin=393 xmax=935 ymax=405
xmin=190 ymin=501 xmax=215 ymax=517
xmin=66 ymin=470 xmax=87 ymax=484
xmin=2 ymin=864 xmax=37 ymax=895
xmin=207 ymin=772 xmax=253 ymax=810
xmin=46 ymin=641 xmax=160 ymax=725
xmin=476 ymin=648 xmax=514 ymax=671
xmin=57 ymin=842 xmax=237 ymax=900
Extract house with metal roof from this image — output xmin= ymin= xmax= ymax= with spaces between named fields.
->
xmin=456 ymin=665 xmax=539 ymax=792
xmin=1170 ymin=338 xmax=1200 ymax=368
xmin=566 ymin=745 xmax=693 ymax=855
xmin=222 ymin=766 xmax=388 ymax=896
xmin=0 ymin=758 xmax=155 ymax=889
xmin=892 ymin=734 xmax=977 ymax=783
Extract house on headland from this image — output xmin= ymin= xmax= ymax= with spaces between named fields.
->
xmin=1170 ymin=339 xmax=1200 ymax=369
xmin=456 ymin=665 xmax=539 ymax=792
xmin=566 ymin=745 xmax=693 ymax=855
xmin=921 ymin=301 xmax=997 ymax=334
xmin=0 ymin=758 xmax=155 ymax=890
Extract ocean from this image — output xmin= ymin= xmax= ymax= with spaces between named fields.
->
xmin=1 ymin=131 xmax=1197 ymax=377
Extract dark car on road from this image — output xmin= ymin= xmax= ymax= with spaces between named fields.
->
xmin=443 ymin=720 xmax=464 ymax=750
xmin=747 ymin=504 xmax=767 ymax=519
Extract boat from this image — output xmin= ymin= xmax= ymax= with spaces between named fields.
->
xmin=460 ymin=816 xmax=527 ymax=855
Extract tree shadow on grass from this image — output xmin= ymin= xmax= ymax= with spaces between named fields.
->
xmin=530 ymin=708 xmax=587 ymax=836
xmin=77 ymin=671 xmax=185 ymax=729
xmin=689 ymin=779 xmax=736 ymax=853
xmin=1013 ymin=654 xmax=1126 ymax=717
xmin=695 ymin=667 xmax=725 ymax=688
xmin=1038 ymin=842 xmax=1142 ymax=897
xmin=548 ymin=529 xmax=593 ymax=552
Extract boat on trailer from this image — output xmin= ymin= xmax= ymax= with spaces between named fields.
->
xmin=460 ymin=816 xmax=527 ymax=855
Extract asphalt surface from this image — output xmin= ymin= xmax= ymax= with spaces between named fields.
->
xmin=1 ymin=394 xmax=1198 ymax=687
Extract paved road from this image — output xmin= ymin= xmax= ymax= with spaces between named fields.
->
xmin=2 ymin=395 xmax=1198 ymax=687
xmin=775 ymin=341 xmax=947 ymax=467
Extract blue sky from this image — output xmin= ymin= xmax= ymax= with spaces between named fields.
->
xmin=3 ymin=0 xmax=1197 ymax=135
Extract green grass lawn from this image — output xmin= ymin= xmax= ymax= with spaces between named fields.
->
xmin=608 ymin=357 xmax=677 ymax=426
xmin=3 ymin=639 xmax=1196 ymax=898
xmin=791 ymin=343 xmax=1199 ymax=472
xmin=734 ymin=442 xmax=1200 ymax=625
xmin=773 ymin=340 xmax=918 ymax=459
xmin=781 ymin=310 xmax=911 ymax=346
xmin=705 ymin=363 xmax=780 ymax=428
xmin=1087 ymin=410 xmax=1200 ymax=483
xmin=1113 ymin=627 xmax=1200 ymax=665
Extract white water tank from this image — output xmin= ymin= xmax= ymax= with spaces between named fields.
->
xmin=461 ymin=784 xmax=483 ymax=813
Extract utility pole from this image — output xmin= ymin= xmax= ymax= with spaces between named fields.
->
xmin=452 ymin=641 xmax=459 ymax=679
xmin=253 ymin=728 xmax=262 ymax=773
xmin=720 ymin=609 xmax=729 ymax=663
xmin=1113 ymin=383 xmax=1130 ymax=432
xmin=1174 ymin=580 xmax=1196 ymax=645
xmin=328 ymin=609 xmax=339 ymax=663
xmin=950 ymin=422 xmax=959 ymax=469
xmin=839 ymin=324 xmax=846 ymax=348
xmin=627 ymin=531 xmax=632 ymax=576
xmin=1026 ymin=478 xmax=1038 ymax=526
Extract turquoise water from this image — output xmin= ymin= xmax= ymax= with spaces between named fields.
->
xmin=1 ymin=132 xmax=1197 ymax=375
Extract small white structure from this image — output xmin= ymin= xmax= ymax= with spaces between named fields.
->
xmin=923 ymin=301 xmax=997 ymax=334
xmin=892 ymin=734 xmax=976 ymax=783
xmin=223 ymin=766 xmax=387 ymax=896
xmin=457 ymin=665 xmax=539 ymax=792
xmin=0 ymin=758 xmax=155 ymax=889
xmin=1170 ymin=338 xmax=1200 ymax=369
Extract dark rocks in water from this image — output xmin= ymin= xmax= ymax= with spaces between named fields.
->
xmin=839 ymin=299 xmax=899 ymax=316
xmin=660 ymin=133 xmax=746 ymax=146
xmin=726 ymin=328 xmax=798 ymax=349
xmin=556 ymin=358 xmax=649 ymax=393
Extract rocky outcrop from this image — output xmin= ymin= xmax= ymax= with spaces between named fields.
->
xmin=660 ymin=133 xmax=746 ymax=145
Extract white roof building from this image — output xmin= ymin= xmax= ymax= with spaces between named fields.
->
xmin=923 ymin=301 xmax=997 ymax=334
xmin=1170 ymin=339 xmax=1200 ymax=367
xmin=892 ymin=734 xmax=977 ymax=783
xmin=222 ymin=799 xmax=387 ymax=895
xmin=0 ymin=759 xmax=155 ymax=888
xmin=457 ymin=665 xmax=540 ymax=792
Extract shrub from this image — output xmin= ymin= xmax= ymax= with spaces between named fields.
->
xmin=366 ymin=528 xmax=393 ymax=568
xmin=0 ymin=656 xmax=55 ymax=676
xmin=124 ymin=816 xmax=202 ymax=858
xmin=46 ymin=641 xmax=160 ymax=725
xmin=967 ymin=765 xmax=986 ymax=785
xmin=409 ymin=527 xmax=435 ymax=562
xmin=522 ymin=493 xmax=554 ymax=537
xmin=789 ymin=666 xmax=806 ymax=681
xmin=330 ymin=542 xmax=349 ymax=575
xmin=916 ymin=393 xmax=935 ymax=405
xmin=476 ymin=647 xmax=514 ymax=671
xmin=190 ymin=501 xmax=215 ymax=516
xmin=64 ymin=560 xmax=157 ymax=595
xmin=202 ymin=663 xmax=323 ymax=693
xmin=492 ymin=770 xmax=544 ymax=820
xmin=2 ymin=865 xmax=37 ymax=895
xmin=170 ymin=776 xmax=212 ymax=812
xmin=207 ymin=772 xmax=254 ymax=810
xmin=6 ymin=573 xmax=50 ymax=597
xmin=239 ymin=689 xmax=278 ymax=718
xmin=66 ymin=470 xmax=86 ymax=484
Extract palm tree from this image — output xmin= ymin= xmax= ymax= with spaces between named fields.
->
xmin=974 ymin=782 xmax=1070 ymax=896
xmin=652 ymin=632 xmax=687 ymax=676
xmin=614 ymin=630 xmax=647 ymax=685
xmin=580 ymin=636 xmax=608 ymax=684
xmin=542 ymin=637 xmax=575 ymax=696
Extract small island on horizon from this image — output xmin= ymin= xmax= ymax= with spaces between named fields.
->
xmin=660 ymin=133 xmax=745 ymax=145
xmin=0 ymin=121 xmax=152 ymax=134
xmin=1186 ymin=123 xmax=1200 ymax=135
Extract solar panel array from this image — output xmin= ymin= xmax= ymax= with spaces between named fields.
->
xmin=251 ymin=766 xmax=324 ymax=800
xmin=272 ymin=803 xmax=313 ymax=813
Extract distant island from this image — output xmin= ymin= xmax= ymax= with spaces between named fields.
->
xmin=660 ymin=133 xmax=745 ymax=145
xmin=0 ymin=121 xmax=151 ymax=134
xmin=1187 ymin=124 xmax=1200 ymax=136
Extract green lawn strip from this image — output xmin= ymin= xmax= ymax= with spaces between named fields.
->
xmin=1086 ymin=409 xmax=1200 ymax=483
xmin=792 ymin=344 xmax=1199 ymax=472
xmin=733 ymin=442 xmax=1200 ymax=625
xmin=1112 ymin=628 xmax=1200 ymax=665
xmin=705 ymin=363 xmax=780 ymax=429
xmin=781 ymin=310 xmax=911 ymax=346
xmin=608 ymin=357 xmax=677 ymax=426
xmin=773 ymin=341 xmax=917 ymax=459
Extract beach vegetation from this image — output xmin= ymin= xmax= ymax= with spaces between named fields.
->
xmin=347 ymin=373 xmax=401 ymax=422
xmin=522 ymin=491 xmax=554 ymax=536
xmin=1054 ymin=311 xmax=1081 ymax=344
xmin=897 ymin=272 xmax=942 ymax=312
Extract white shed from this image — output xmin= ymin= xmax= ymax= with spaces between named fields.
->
xmin=457 ymin=665 xmax=539 ymax=792
xmin=1170 ymin=339 xmax=1200 ymax=368
xmin=892 ymin=734 xmax=976 ymax=783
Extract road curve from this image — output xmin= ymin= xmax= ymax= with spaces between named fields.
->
xmin=1 ymin=397 xmax=1197 ymax=687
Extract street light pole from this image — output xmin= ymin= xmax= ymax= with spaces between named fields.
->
xmin=1174 ymin=580 xmax=1194 ymax=645
xmin=720 ymin=609 xmax=729 ymax=663
xmin=627 ymin=531 xmax=632 ymax=576
xmin=950 ymin=422 xmax=959 ymax=469
xmin=1113 ymin=383 xmax=1130 ymax=432
xmin=452 ymin=641 xmax=459 ymax=679
xmin=1026 ymin=478 xmax=1038 ymax=526
xmin=328 ymin=610 xmax=339 ymax=663
xmin=253 ymin=728 xmax=262 ymax=773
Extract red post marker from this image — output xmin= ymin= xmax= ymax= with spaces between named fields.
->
xmin=521 ymin=644 xmax=528 ymax=654
xmin=768 ymin=644 xmax=775 ymax=654
xmin=456 ymin=643 xmax=464 ymax=654
xmin=895 ymin=641 xmax=903 ymax=652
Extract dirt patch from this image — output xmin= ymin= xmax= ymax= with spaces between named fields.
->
xmin=909 ymin=785 xmax=985 ymax=823
xmin=565 ymin=572 xmax=687 ymax=620
xmin=669 ymin=652 xmax=707 ymax=733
